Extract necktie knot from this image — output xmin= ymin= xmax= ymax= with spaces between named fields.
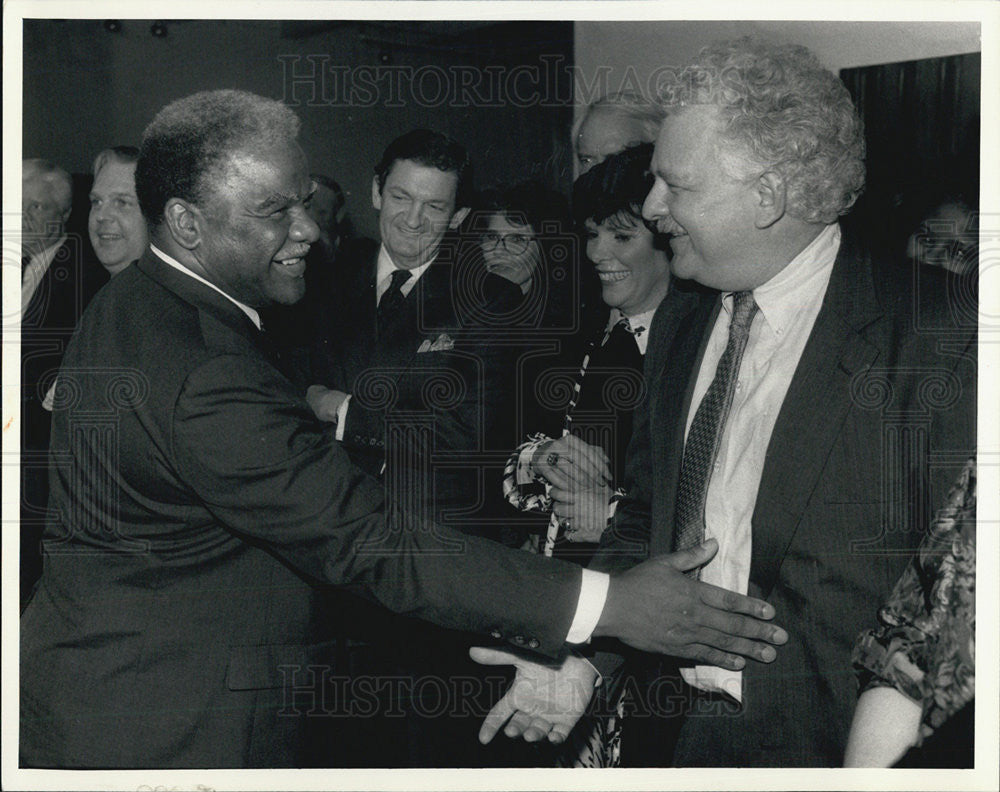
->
xmin=387 ymin=268 xmax=411 ymax=293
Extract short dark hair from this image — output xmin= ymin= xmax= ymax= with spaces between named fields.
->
xmin=373 ymin=129 xmax=473 ymax=208
xmin=572 ymin=143 xmax=654 ymax=228
xmin=135 ymin=89 xmax=300 ymax=225
xmin=310 ymin=173 xmax=345 ymax=213
xmin=474 ymin=180 xmax=570 ymax=237
xmin=93 ymin=146 xmax=140 ymax=179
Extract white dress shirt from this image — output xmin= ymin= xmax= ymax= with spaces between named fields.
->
xmin=681 ymin=223 xmax=841 ymax=701
xmin=151 ymin=244 xmax=261 ymax=330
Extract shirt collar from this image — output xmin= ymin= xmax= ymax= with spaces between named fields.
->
xmin=605 ymin=306 xmax=656 ymax=355
xmin=150 ymin=244 xmax=261 ymax=330
xmin=376 ymin=244 xmax=435 ymax=291
xmin=724 ymin=223 xmax=841 ymax=338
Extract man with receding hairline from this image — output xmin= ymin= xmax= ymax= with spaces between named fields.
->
xmin=20 ymin=89 xmax=786 ymax=768
xmin=475 ymin=37 xmax=976 ymax=767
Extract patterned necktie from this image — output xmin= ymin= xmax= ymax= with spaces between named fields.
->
xmin=377 ymin=268 xmax=411 ymax=338
xmin=673 ymin=291 xmax=758 ymax=554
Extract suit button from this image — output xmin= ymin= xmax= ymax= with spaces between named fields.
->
xmin=527 ymin=638 xmax=540 ymax=649
xmin=512 ymin=635 xmax=526 ymax=645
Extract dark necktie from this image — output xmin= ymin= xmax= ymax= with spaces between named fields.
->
xmin=673 ymin=291 xmax=758 ymax=554
xmin=377 ymin=268 xmax=411 ymax=338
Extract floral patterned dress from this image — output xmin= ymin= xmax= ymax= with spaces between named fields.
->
xmin=852 ymin=457 xmax=976 ymax=746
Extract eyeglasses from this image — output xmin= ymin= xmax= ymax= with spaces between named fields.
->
xmin=480 ymin=232 xmax=532 ymax=255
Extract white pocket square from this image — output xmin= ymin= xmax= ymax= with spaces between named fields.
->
xmin=418 ymin=333 xmax=455 ymax=353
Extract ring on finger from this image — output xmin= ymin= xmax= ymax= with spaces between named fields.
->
xmin=546 ymin=452 xmax=560 ymax=467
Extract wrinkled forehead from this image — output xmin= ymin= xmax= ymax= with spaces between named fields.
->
xmin=577 ymin=109 xmax=651 ymax=152
xmin=23 ymin=172 xmax=72 ymax=208
xmin=214 ymin=140 xmax=311 ymax=193
xmin=382 ymin=159 xmax=459 ymax=203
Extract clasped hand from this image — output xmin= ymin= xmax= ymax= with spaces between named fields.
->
xmin=532 ymin=435 xmax=612 ymax=542
xmin=469 ymin=646 xmax=598 ymax=745
xmin=471 ymin=540 xmax=788 ymax=745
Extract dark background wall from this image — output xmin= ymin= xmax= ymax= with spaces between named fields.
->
xmin=23 ymin=19 xmax=575 ymax=240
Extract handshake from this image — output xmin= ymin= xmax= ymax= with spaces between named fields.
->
xmin=470 ymin=538 xmax=788 ymax=746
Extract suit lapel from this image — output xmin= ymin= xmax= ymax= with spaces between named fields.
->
xmin=136 ymin=251 xmax=259 ymax=341
xmin=371 ymin=258 xmax=453 ymax=373
xmin=750 ymin=230 xmax=886 ymax=596
xmin=648 ymin=286 xmax=719 ymax=555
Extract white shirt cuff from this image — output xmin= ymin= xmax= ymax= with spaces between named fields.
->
xmin=334 ymin=394 xmax=351 ymax=441
xmin=565 ymin=568 xmax=610 ymax=644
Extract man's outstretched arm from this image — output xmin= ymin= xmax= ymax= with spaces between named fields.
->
xmin=473 ymin=540 xmax=788 ymax=744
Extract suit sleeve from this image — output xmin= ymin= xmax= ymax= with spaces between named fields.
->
xmin=170 ymin=350 xmax=579 ymax=657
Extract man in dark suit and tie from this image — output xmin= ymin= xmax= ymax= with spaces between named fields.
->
xmin=19 ymin=89 xmax=787 ymax=769
xmin=19 ymin=158 xmax=108 ymax=605
xmin=305 ymin=130 xmax=548 ymax=765
xmin=473 ymin=37 xmax=976 ymax=767
xmin=308 ymin=129 xmax=523 ymax=540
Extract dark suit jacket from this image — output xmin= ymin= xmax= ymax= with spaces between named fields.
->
xmin=21 ymin=235 xmax=107 ymax=455
xmin=591 ymin=229 xmax=977 ymax=766
xmin=311 ymin=237 xmax=523 ymax=538
xmin=20 ymin=235 xmax=107 ymax=603
xmin=19 ymin=250 xmax=582 ymax=768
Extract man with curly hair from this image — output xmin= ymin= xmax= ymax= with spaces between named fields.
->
xmin=20 ymin=88 xmax=788 ymax=768
xmin=474 ymin=36 xmax=976 ymax=767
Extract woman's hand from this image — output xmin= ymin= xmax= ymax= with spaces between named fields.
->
xmin=529 ymin=435 xmax=611 ymax=492
xmin=551 ymin=481 xmax=613 ymax=543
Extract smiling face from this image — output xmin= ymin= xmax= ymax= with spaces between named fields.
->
xmin=585 ymin=212 xmax=670 ymax=316
xmin=373 ymin=159 xmax=467 ymax=269
xmin=643 ymin=106 xmax=763 ymax=291
xmin=195 ymin=139 xmax=319 ymax=307
xmin=88 ymin=160 xmax=149 ymax=274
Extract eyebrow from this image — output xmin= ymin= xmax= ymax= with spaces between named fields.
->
xmin=256 ymin=184 xmax=315 ymax=213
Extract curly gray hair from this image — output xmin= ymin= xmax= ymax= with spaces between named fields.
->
xmin=657 ymin=37 xmax=866 ymax=224
xmin=135 ymin=90 xmax=300 ymax=225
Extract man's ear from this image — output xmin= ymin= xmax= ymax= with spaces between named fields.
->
xmin=755 ymin=171 xmax=786 ymax=229
xmin=163 ymin=198 xmax=202 ymax=251
xmin=371 ymin=177 xmax=382 ymax=211
xmin=448 ymin=206 xmax=470 ymax=230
